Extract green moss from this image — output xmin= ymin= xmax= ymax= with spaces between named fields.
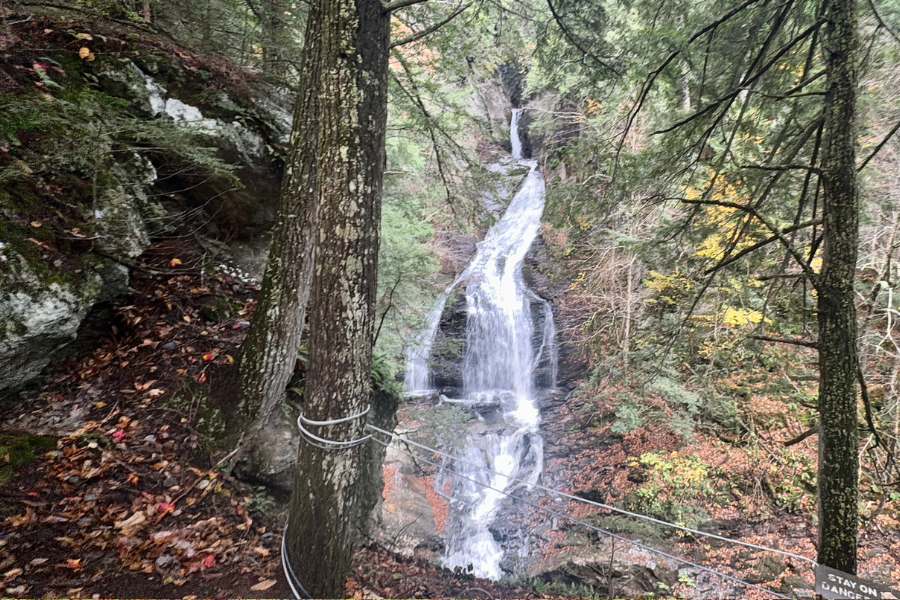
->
xmin=0 ymin=183 xmax=97 ymax=291
xmin=199 ymin=294 xmax=240 ymax=323
xmin=165 ymin=382 xmax=229 ymax=450
xmin=0 ymin=433 xmax=57 ymax=484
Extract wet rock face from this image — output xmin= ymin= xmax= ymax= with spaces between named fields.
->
xmin=428 ymin=288 xmax=467 ymax=394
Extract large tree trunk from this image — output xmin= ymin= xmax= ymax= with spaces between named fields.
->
xmin=816 ymin=0 xmax=860 ymax=574
xmin=284 ymin=0 xmax=390 ymax=597
xmin=235 ymin=2 xmax=323 ymax=479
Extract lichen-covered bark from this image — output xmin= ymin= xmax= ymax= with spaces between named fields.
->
xmin=284 ymin=0 xmax=390 ymax=597
xmin=236 ymin=3 xmax=323 ymax=472
xmin=817 ymin=0 xmax=860 ymax=574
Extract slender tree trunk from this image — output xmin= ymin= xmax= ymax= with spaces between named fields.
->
xmin=260 ymin=0 xmax=288 ymax=80
xmin=816 ymin=0 xmax=859 ymax=574
xmin=236 ymin=3 xmax=323 ymax=475
xmin=285 ymin=0 xmax=390 ymax=596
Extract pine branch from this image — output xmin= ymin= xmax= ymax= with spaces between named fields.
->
xmin=740 ymin=163 xmax=823 ymax=174
xmin=868 ymin=0 xmax=900 ymax=45
xmin=546 ymin=0 xmax=621 ymax=76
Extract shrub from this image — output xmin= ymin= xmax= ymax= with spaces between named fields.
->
xmin=625 ymin=452 xmax=719 ymax=528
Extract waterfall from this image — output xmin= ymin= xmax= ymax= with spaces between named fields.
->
xmin=404 ymin=107 xmax=557 ymax=579
xmin=510 ymin=108 xmax=524 ymax=160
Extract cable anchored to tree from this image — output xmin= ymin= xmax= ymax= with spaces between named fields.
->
xmin=296 ymin=405 xmax=372 ymax=450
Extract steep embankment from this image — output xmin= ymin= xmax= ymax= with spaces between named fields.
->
xmin=0 ymin=15 xmax=288 ymax=399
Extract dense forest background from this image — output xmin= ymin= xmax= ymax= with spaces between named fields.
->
xmin=0 ymin=0 xmax=898 ymax=597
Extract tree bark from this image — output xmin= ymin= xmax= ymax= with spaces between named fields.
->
xmin=816 ymin=0 xmax=860 ymax=574
xmin=260 ymin=0 xmax=289 ymax=80
xmin=284 ymin=0 xmax=390 ymax=597
xmin=235 ymin=1 xmax=323 ymax=477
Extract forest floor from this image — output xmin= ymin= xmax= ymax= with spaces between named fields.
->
xmin=1 ymin=218 xmax=898 ymax=600
xmin=0 ymin=240 xmax=556 ymax=599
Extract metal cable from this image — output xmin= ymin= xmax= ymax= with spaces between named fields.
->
xmin=297 ymin=417 xmax=372 ymax=449
xmin=365 ymin=422 xmax=816 ymax=566
xmin=300 ymin=405 xmax=371 ymax=426
xmin=296 ymin=405 xmax=372 ymax=450
xmin=368 ymin=432 xmax=797 ymax=600
xmin=281 ymin=523 xmax=312 ymax=600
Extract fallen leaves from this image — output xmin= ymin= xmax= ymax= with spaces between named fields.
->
xmin=64 ymin=558 xmax=83 ymax=571
xmin=250 ymin=578 xmax=277 ymax=591
xmin=0 ymin=240 xmax=275 ymax=594
xmin=157 ymin=502 xmax=176 ymax=516
xmin=114 ymin=511 xmax=147 ymax=534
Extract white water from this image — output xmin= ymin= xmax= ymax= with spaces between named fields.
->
xmin=404 ymin=108 xmax=557 ymax=579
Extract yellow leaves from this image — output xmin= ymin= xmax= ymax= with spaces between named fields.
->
xmin=575 ymin=214 xmax=593 ymax=232
xmin=78 ymin=47 xmax=96 ymax=62
xmin=695 ymin=233 xmax=726 ymax=260
xmin=686 ymin=177 xmax=763 ymax=261
xmin=721 ymin=306 xmax=768 ymax=328
xmin=584 ymin=98 xmax=603 ymax=116
xmin=568 ymin=271 xmax=587 ymax=290
xmin=645 ymin=270 xmax=690 ymax=293
xmin=169 ymin=257 xmax=183 ymax=268
xmin=811 ymin=256 xmax=823 ymax=273
xmin=639 ymin=452 xmax=710 ymax=487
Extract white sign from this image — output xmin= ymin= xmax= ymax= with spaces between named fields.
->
xmin=816 ymin=565 xmax=898 ymax=600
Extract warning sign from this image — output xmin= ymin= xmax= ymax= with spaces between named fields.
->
xmin=816 ymin=565 xmax=899 ymax=599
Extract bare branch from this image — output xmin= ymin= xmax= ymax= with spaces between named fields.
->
xmin=752 ymin=334 xmax=818 ymax=348
xmin=783 ymin=426 xmax=818 ymax=446
xmin=705 ymin=218 xmax=822 ymax=273
xmin=857 ymin=119 xmax=900 ymax=172
xmin=383 ymin=0 xmax=428 ymax=12
xmin=391 ymin=2 xmax=471 ymax=48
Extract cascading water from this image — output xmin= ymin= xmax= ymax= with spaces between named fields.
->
xmin=404 ymin=108 xmax=557 ymax=579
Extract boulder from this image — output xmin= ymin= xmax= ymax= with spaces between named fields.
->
xmin=530 ymin=530 xmax=678 ymax=597
xmin=0 ymin=249 xmax=127 ymax=396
